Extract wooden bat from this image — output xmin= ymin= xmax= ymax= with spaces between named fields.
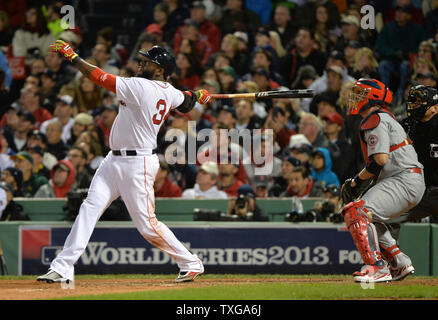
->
xmin=210 ymin=89 xmax=315 ymax=100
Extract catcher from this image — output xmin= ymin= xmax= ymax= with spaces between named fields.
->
xmin=340 ymin=78 xmax=425 ymax=283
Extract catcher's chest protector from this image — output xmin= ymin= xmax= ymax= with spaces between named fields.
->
xmin=359 ymin=109 xmax=395 ymax=163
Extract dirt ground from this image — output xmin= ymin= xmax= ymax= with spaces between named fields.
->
xmin=1 ymin=277 xmax=438 ymax=300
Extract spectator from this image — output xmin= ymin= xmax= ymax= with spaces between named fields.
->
xmin=416 ymin=71 xmax=438 ymax=87
xmin=298 ymin=112 xmax=330 ymax=149
xmin=293 ymin=0 xmax=340 ymax=30
xmin=218 ymin=0 xmax=262 ymax=36
xmin=96 ymin=27 xmax=128 ymax=68
xmin=217 ymin=65 xmax=237 ymax=94
xmin=95 ymin=105 xmax=118 ymax=149
xmin=0 ymin=67 xmax=11 ymax=108
xmin=384 ymin=0 xmax=424 ymax=26
xmin=67 ymin=113 xmax=94 ymax=147
xmin=351 ymin=47 xmax=381 ymax=80
xmin=165 ymin=0 xmax=190 ymax=35
xmin=72 ymin=75 xmax=104 ymax=113
xmin=4 ymin=111 xmax=35 ymax=153
xmin=27 ymin=145 xmax=50 ymax=179
xmin=218 ymin=161 xmax=244 ymax=197
xmin=265 ymin=3 xmax=297 ymax=49
xmin=11 ymin=151 xmax=48 ymax=197
xmin=0 ymin=182 xmax=29 ymax=221
xmin=29 ymin=57 xmax=46 ymax=76
xmin=209 ymin=33 xmax=249 ymax=77
xmin=313 ymin=3 xmax=340 ymax=53
xmin=411 ymin=58 xmax=438 ymax=80
xmin=335 ymin=15 xmax=371 ymax=52
xmin=0 ymin=133 xmax=13 ymax=170
xmin=289 ymin=143 xmax=313 ymax=172
xmin=0 ymin=11 xmax=14 ymax=48
xmin=8 ymin=83 xmax=53 ymax=130
xmin=416 ymin=41 xmax=438 ymax=70
xmin=182 ymin=161 xmax=228 ymax=199
xmin=74 ymin=133 xmax=104 ymax=171
xmin=67 ymin=146 xmax=93 ymax=190
xmin=309 ymin=147 xmax=340 ymax=188
xmin=34 ymin=160 xmax=76 ymax=198
xmin=280 ymin=166 xmax=323 ymax=198
xmin=92 ymin=43 xmax=120 ymax=75
xmin=301 ymin=50 xmax=356 ymax=112
xmin=264 ymin=106 xmax=296 ymax=153
xmin=26 ymin=129 xmax=57 ymax=170
xmin=311 ymin=93 xmax=339 ymax=119
xmin=43 ymin=0 xmax=67 ymax=37
xmin=40 ymin=95 xmax=75 ymax=145
xmin=45 ymin=120 xmax=68 ymax=160
xmin=44 ymin=50 xmax=76 ymax=90
xmin=291 ymin=65 xmax=318 ymax=90
xmin=174 ymin=52 xmax=200 ymax=90
xmin=0 ymin=0 xmax=26 ymax=30
xmin=12 ymin=6 xmax=55 ymax=66
xmin=251 ymin=48 xmax=285 ymax=86
xmin=225 ymin=184 xmax=269 ymax=221
xmin=424 ymin=5 xmax=438 ymax=38
xmin=343 ymin=40 xmax=361 ymax=70
xmin=174 ymin=18 xmax=213 ymax=67
xmin=377 ymin=5 xmax=427 ymax=100
xmin=281 ymin=27 xmax=327 ymax=86
xmin=152 ymin=2 xmax=176 ymax=46
xmin=253 ymin=175 xmax=270 ymax=198
xmin=154 ymin=160 xmax=182 ymax=198
xmin=234 ymin=98 xmax=262 ymax=132
xmin=39 ymin=69 xmax=59 ymax=114
xmin=1 ymin=105 xmax=19 ymax=135
xmin=322 ymin=111 xmax=354 ymax=183
xmin=269 ymin=155 xmax=301 ymax=197
xmin=0 ymin=167 xmax=23 ymax=197
xmin=178 ymin=38 xmax=203 ymax=76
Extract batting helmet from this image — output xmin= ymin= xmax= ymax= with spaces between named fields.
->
xmin=138 ymin=46 xmax=176 ymax=78
xmin=348 ymin=78 xmax=392 ymax=115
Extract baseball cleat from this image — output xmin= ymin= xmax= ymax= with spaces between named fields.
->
xmin=391 ymin=265 xmax=414 ymax=281
xmin=37 ymin=270 xmax=70 ymax=284
xmin=175 ymin=270 xmax=204 ymax=283
xmin=353 ymin=264 xmax=392 ymax=283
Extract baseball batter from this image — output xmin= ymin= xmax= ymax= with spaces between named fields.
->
xmin=37 ymin=40 xmax=211 ymax=283
xmin=340 ymin=78 xmax=425 ymax=283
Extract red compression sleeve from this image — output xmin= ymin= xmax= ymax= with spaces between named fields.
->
xmin=90 ymin=68 xmax=116 ymax=93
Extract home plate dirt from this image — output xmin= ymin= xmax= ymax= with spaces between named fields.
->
xmin=0 ymin=277 xmax=437 ymax=300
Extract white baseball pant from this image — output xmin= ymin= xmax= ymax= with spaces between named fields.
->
xmin=50 ymin=151 xmax=203 ymax=281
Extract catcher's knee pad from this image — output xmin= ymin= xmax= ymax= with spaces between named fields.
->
xmin=342 ymin=200 xmax=382 ymax=266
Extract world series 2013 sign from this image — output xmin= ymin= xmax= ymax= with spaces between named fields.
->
xmin=19 ymin=225 xmax=363 ymax=275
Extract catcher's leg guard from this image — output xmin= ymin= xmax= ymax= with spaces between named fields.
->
xmin=341 ymin=200 xmax=383 ymax=266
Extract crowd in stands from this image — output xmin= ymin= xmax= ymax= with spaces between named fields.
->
xmin=0 ymin=0 xmax=437 ymax=211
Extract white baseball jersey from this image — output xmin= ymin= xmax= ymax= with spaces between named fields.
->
xmin=111 ymin=77 xmax=185 ymax=150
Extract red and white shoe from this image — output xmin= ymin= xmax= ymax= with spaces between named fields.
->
xmin=353 ymin=264 xmax=392 ymax=283
xmin=175 ymin=270 xmax=204 ymax=283
xmin=391 ymin=265 xmax=414 ymax=281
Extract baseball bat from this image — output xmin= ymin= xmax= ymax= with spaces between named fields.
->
xmin=210 ymin=89 xmax=315 ymax=100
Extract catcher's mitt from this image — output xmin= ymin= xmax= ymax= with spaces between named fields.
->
xmin=340 ymin=177 xmax=372 ymax=204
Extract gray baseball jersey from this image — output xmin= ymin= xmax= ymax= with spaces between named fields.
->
xmin=359 ymin=110 xmax=425 ymax=222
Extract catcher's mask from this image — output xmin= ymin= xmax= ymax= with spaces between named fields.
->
xmin=407 ymin=84 xmax=438 ymax=120
xmin=348 ymin=78 xmax=392 ymax=115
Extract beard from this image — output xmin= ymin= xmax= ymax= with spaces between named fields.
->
xmin=137 ymin=69 xmax=154 ymax=80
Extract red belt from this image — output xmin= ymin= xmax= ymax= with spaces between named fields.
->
xmin=389 ymin=138 xmax=412 ymax=152
xmin=409 ymin=168 xmax=422 ymax=174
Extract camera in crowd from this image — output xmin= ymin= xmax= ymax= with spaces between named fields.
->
xmin=285 ymin=185 xmax=344 ymax=223
xmin=63 ymin=188 xmax=89 ymax=221
xmin=193 ymin=208 xmax=252 ymax=222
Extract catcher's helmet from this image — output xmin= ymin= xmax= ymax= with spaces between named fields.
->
xmin=138 ymin=46 xmax=176 ymax=78
xmin=348 ymin=78 xmax=392 ymax=115
xmin=407 ymin=84 xmax=438 ymax=120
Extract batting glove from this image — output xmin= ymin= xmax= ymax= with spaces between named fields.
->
xmin=49 ymin=40 xmax=79 ymax=63
xmin=196 ymin=89 xmax=212 ymax=104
